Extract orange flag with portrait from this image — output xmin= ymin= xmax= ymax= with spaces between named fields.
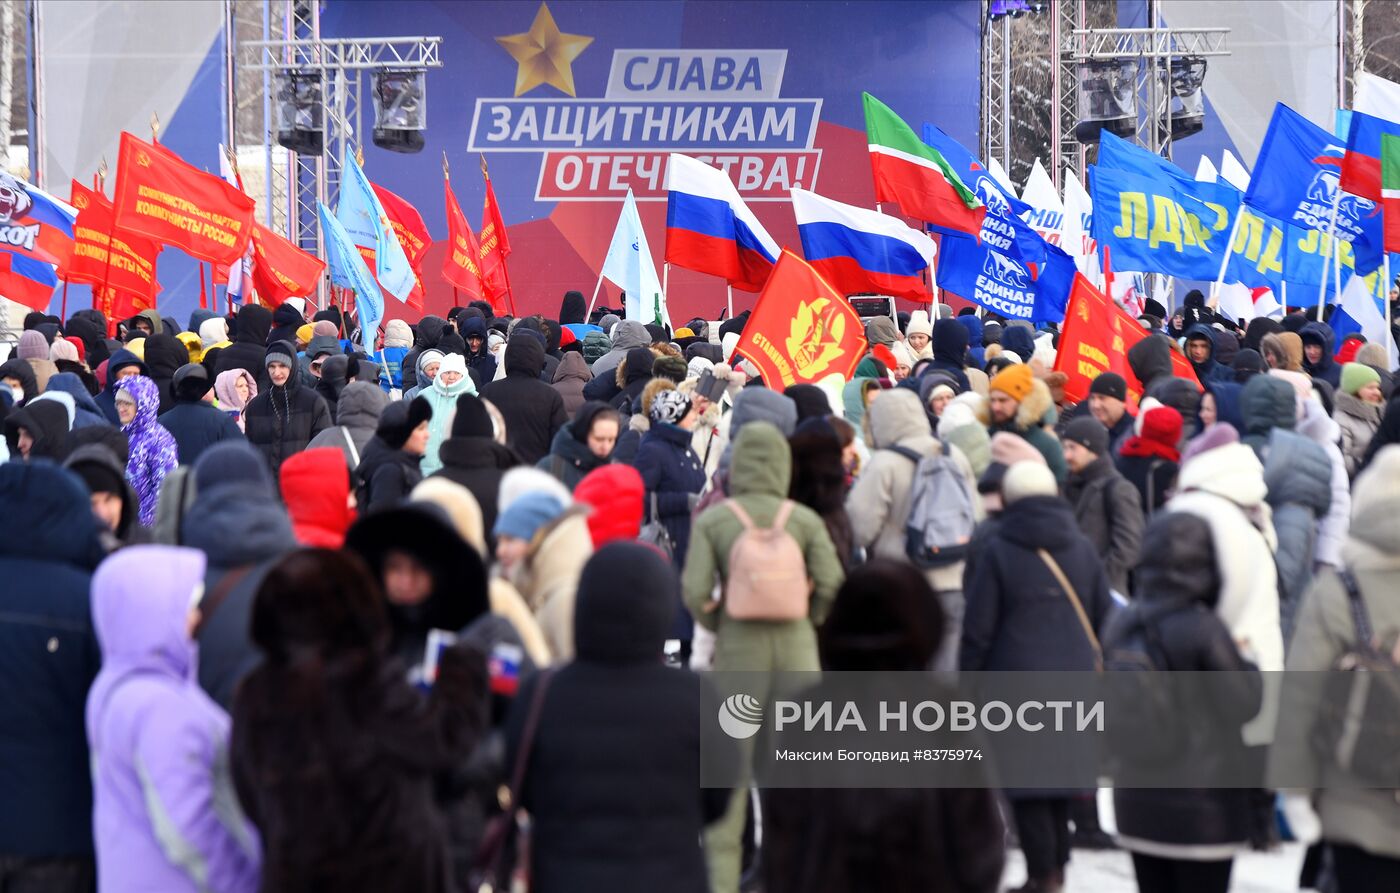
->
xmin=732 ymin=249 xmax=868 ymax=388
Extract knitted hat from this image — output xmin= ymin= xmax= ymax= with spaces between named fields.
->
xmin=436 ymin=352 xmax=468 ymax=380
xmin=283 ymin=297 xmax=307 ymax=318
xmin=1340 ymin=362 xmax=1381 ymax=396
xmin=376 ymin=396 xmax=433 ymax=449
xmin=1088 ymin=372 xmax=1127 ymax=402
xmin=1180 ymin=421 xmax=1240 ymax=466
xmin=493 ymin=490 xmax=565 ymax=542
xmin=989 ymin=363 xmax=1034 ymax=402
xmin=674 ymin=327 xmax=695 ymax=338
xmin=199 ymin=317 xmax=229 ymax=348
xmin=906 ymin=310 xmax=933 ymax=339
xmin=313 ymin=320 xmax=339 ymax=338
xmin=649 ymin=388 xmax=692 ymax=425
xmin=1063 ymin=416 xmax=1109 ymax=457
xmin=49 ymin=338 xmax=79 ymax=363
xmin=978 ymin=431 xmax=1049 ymax=494
xmin=295 ymin=323 xmax=315 ymax=345
xmin=264 ymin=340 xmax=296 ymax=369
xmin=63 ymin=335 xmax=86 ymax=362
xmin=1002 ymin=461 xmax=1057 ymax=505
xmin=888 ymin=341 xmax=915 ymax=369
xmin=16 ymin=330 xmax=47 ymax=360
xmin=1135 ymin=403 xmax=1183 ymax=449
xmin=451 ymin=394 xmax=495 ymax=438
xmin=652 ymin=354 xmax=689 ymax=383
xmin=68 ymin=451 xmax=126 ymax=496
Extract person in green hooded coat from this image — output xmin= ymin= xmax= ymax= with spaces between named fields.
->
xmin=419 ymin=352 xmax=476 ymax=476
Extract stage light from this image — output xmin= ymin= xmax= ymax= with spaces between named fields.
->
xmin=1074 ymin=59 xmax=1139 ymax=144
xmin=1158 ymin=57 xmax=1208 ymax=141
xmin=371 ymin=69 xmax=427 ymax=154
xmin=274 ymin=70 xmax=324 ymax=156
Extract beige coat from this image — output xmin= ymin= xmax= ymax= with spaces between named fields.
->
xmin=510 ymin=507 xmax=594 ymax=661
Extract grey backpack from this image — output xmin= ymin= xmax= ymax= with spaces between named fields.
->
xmin=889 ymin=442 xmax=976 ymax=568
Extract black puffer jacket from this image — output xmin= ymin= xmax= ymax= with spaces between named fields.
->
xmin=1106 ymin=513 xmax=1266 ymax=852
xmin=242 ymin=382 xmax=332 ymax=474
xmin=355 ymin=437 xmax=423 ymax=511
xmin=433 ymin=435 xmax=520 ymax=539
xmin=1127 ymin=334 xmax=1174 ymax=393
xmin=506 ymin=543 xmax=731 ymax=893
xmin=143 ymin=334 xmax=188 ymax=414
xmin=479 ymin=335 xmax=568 ymax=465
xmin=536 ymin=423 xmax=610 ymax=491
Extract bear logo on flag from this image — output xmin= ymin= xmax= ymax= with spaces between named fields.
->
xmin=786 ymin=297 xmax=848 ymax=379
xmin=0 ymin=172 xmax=34 ymax=226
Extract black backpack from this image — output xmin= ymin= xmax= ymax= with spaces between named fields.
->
xmin=1103 ymin=604 xmax=1188 ymax=767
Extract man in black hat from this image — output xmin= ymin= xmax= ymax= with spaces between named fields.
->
xmin=1061 ymin=416 xmax=1143 ymax=597
xmin=1086 ymin=371 xmax=1135 ymax=453
xmin=158 ymin=363 xmax=245 ymax=466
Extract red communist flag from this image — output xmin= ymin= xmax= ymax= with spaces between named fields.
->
xmin=372 ymin=183 xmax=430 ymax=312
xmin=249 ymin=223 xmax=326 ymax=306
xmin=111 ymin=132 xmax=254 ymax=266
xmin=442 ymin=181 xmax=485 ymax=301
xmin=733 ymin=249 xmax=869 ymax=388
xmin=63 ymin=180 xmax=161 ymax=302
xmin=479 ymin=174 xmax=513 ymax=315
xmin=1053 ymin=274 xmax=1199 ymax=407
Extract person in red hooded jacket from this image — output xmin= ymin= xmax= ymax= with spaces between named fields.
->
xmin=279 ymin=447 xmax=356 ymax=548
xmin=573 ymin=463 xmax=644 ymax=547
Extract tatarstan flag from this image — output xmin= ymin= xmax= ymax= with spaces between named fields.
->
xmin=1382 ymin=132 xmax=1400 ymax=253
xmin=862 ymin=92 xmax=985 ymax=236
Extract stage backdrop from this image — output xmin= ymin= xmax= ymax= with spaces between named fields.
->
xmin=323 ymin=0 xmax=981 ymax=324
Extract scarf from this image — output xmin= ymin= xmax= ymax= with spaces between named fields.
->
xmin=1119 ymin=435 xmax=1179 ymax=463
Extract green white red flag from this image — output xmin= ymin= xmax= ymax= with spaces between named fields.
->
xmin=862 ymin=92 xmax=985 ymax=235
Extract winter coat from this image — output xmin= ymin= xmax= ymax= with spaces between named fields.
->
xmin=312 ymin=352 xmax=351 ymax=419
xmin=356 ymin=437 xmax=424 ymax=511
xmin=159 ymin=398 xmax=244 ymax=467
xmin=3 ymin=397 xmax=71 ymax=462
xmin=927 ymin=320 xmax=972 ymax=393
xmin=461 ymin=316 xmax=498 ymax=386
xmin=433 ymin=434 xmax=519 ymax=540
xmin=1106 ymin=515 xmax=1265 ymax=860
xmin=211 ymin=304 xmax=273 ymax=393
xmin=1333 ymin=390 xmax=1382 ymax=478
xmin=955 ymin=315 xmax=987 ymax=369
xmin=537 ymin=421 xmax=610 ymax=491
xmin=1127 ymin=334 xmax=1175 ymax=393
xmin=588 ymin=319 xmax=651 ymax=380
xmin=987 ymin=379 xmax=1068 ymax=484
xmin=480 ymin=336 xmax=568 ymax=466
xmin=507 ymin=543 xmax=732 ymax=893
xmin=847 ymin=388 xmax=981 ymax=593
xmin=573 ymin=463 xmax=645 ymax=546
xmin=1064 ymin=454 xmax=1143 ymax=595
xmin=683 ymin=422 xmax=844 ymax=671
xmin=184 ymin=445 xmax=298 ymax=711
xmin=1296 ymin=399 xmax=1350 ymax=570
xmin=94 ymin=348 xmax=149 ymax=423
xmin=87 ymin=547 xmax=260 ymax=893
xmin=1183 ymin=323 xmax=1233 ymax=384
xmin=232 ymin=614 xmax=486 ymax=893
xmin=1167 ymin=442 xmax=1282 ymax=686
xmin=551 ymin=351 xmax=591 ymax=416
xmin=633 ymin=420 xmax=707 ymax=572
xmin=419 ymin=369 xmax=476 ymax=477
xmin=242 ymin=382 xmax=332 ymax=475
xmin=1273 ymin=446 xmax=1400 ymax=860
xmin=306 ymin=380 xmax=389 ymax=470
xmin=1241 ymin=380 xmax=1332 ymax=640
xmin=1115 ymin=451 xmax=1178 ymax=518
xmin=508 ymin=507 xmax=594 ymax=661
xmin=280 ymin=447 xmax=355 ymax=548
xmin=117 ymin=375 xmax=178 ymax=526
xmin=0 ymin=463 xmax=104 ymax=859
xmin=45 ymin=371 xmax=108 ymax=429
xmin=960 ymin=494 xmax=1114 ymax=672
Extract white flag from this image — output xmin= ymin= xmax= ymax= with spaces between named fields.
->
xmin=1219 ymin=150 xmax=1251 ymax=192
xmin=1194 ymin=155 xmax=1219 ymax=183
xmin=988 ymin=156 xmax=1018 ymax=198
xmin=1356 ymin=72 xmax=1400 ymax=123
xmin=602 ymin=189 xmax=667 ymax=328
xmin=1019 ymin=158 xmax=1063 ymax=247
xmin=1061 ymin=166 xmax=1098 ymax=278
xmin=1337 ymin=272 xmax=1399 ymax=370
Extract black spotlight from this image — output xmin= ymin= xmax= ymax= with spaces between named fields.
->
xmin=274 ymin=70 xmax=324 ymax=156
xmin=1158 ymin=57 xmax=1208 ymax=142
xmin=371 ymin=69 xmax=427 ymax=154
xmin=1074 ymin=59 xmax=1139 ymax=144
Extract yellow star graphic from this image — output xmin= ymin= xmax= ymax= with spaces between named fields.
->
xmin=495 ymin=2 xmax=593 ymax=97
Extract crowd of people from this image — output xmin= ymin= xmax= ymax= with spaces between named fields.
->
xmin=1 ymin=284 xmax=1399 ymax=893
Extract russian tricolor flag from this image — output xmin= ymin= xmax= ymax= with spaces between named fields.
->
xmin=664 ymin=154 xmax=779 ymax=292
xmin=791 ymin=188 xmax=937 ymax=301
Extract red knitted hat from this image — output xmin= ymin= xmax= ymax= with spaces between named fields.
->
xmin=1136 ymin=403 xmax=1183 ymax=448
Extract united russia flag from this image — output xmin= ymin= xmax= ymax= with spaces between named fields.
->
xmin=791 ymin=188 xmax=936 ymax=301
xmin=663 ymin=154 xmax=779 ymax=292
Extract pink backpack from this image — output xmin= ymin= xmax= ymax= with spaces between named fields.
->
xmin=722 ymin=499 xmax=812 ymax=621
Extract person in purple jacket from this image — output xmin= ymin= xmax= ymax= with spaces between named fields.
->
xmin=114 ymin=374 xmax=178 ymax=526
xmin=86 ymin=545 xmax=261 ymax=893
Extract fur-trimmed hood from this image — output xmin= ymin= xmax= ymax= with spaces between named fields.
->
xmin=1014 ymin=378 xmax=1055 ymax=430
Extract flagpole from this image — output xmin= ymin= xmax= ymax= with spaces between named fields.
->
xmin=1317 ymin=188 xmax=1342 ymax=321
xmin=59 ymin=281 xmax=67 ymax=320
xmin=726 ymin=283 xmax=733 ymax=319
xmin=1209 ymin=212 xmax=1244 ymax=307
xmin=662 ymin=262 xmax=670 ymax=322
xmin=1385 ymin=255 xmax=1393 ymax=352
xmin=588 ymin=268 xmax=606 ymax=318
